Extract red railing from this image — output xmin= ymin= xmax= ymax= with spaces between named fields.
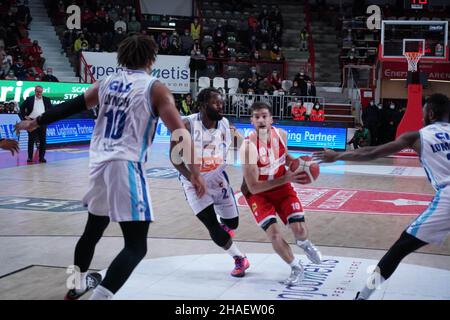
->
xmin=304 ymin=0 xmax=315 ymax=83
xmin=79 ymin=52 xmax=96 ymax=83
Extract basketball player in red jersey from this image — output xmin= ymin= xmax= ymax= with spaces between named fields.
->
xmin=240 ymin=102 xmax=322 ymax=285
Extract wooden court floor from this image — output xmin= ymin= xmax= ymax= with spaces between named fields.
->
xmin=0 ymin=144 xmax=449 ymax=299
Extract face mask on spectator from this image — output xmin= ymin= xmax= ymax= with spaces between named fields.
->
xmin=251 ymin=67 xmax=256 ymax=73
xmin=261 ymin=44 xmax=267 ymax=50
xmin=315 ymin=105 xmax=320 ymax=109
xmin=378 ymin=104 xmax=383 ymax=110
xmin=390 ymin=104 xmax=395 ymax=110
xmin=273 ymin=46 xmax=278 ymax=50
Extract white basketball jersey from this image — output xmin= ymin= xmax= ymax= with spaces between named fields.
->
xmin=90 ymin=69 xmax=159 ymax=165
xmin=419 ymin=122 xmax=450 ymax=190
xmin=180 ymin=113 xmax=232 ymax=182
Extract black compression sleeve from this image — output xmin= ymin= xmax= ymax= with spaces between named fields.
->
xmin=36 ymin=94 xmax=87 ymax=126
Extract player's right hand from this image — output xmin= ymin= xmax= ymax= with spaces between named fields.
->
xmin=190 ymin=173 xmax=206 ymax=198
xmin=14 ymin=119 xmax=39 ymax=133
xmin=0 ymin=139 xmax=19 ymax=156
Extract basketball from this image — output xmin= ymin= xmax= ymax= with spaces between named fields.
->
xmin=289 ymin=156 xmax=320 ymax=184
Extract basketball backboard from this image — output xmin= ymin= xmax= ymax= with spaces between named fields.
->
xmin=381 ymin=20 xmax=448 ymax=61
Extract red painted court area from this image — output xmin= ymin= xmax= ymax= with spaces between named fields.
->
xmin=235 ymin=186 xmax=433 ymax=216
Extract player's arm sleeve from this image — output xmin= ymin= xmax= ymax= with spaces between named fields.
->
xmin=36 ymin=82 xmax=99 ymax=126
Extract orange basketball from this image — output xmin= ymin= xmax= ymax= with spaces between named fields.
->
xmin=289 ymin=156 xmax=320 ymax=184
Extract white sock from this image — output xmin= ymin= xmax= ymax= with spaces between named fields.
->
xmin=288 ymin=260 xmax=298 ymax=268
xmin=74 ymin=272 xmax=87 ymax=294
xmin=89 ymin=285 xmax=114 ymax=300
xmin=358 ymin=272 xmax=386 ymax=300
xmin=226 ymin=243 xmax=244 ymax=258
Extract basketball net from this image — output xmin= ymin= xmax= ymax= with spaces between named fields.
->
xmin=404 ymin=51 xmax=423 ymax=72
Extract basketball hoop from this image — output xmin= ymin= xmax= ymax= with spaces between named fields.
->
xmin=404 ymin=51 xmax=423 ymax=72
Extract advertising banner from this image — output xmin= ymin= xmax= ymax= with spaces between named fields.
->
xmin=82 ymin=52 xmax=191 ymax=93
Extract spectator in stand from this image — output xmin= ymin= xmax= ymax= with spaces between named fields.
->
xmin=310 ymin=102 xmax=324 ymax=121
xmin=180 ymin=93 xmax=196 ymax=115
xmin=251 ymin=50 xmax=261 ymax=61
xmin=267 ymin=70 xmax=282 ymax=90
xmin=17 ymin=0 xmax=32 ymax=27
xmin=259 ymin=42 xmax=271 ymax=60
xmin=289 ymin=80 xmax=303 ymax=96
xmin=190 ymin=17 xmax=201 ymax=41
xmin=0 ymin=51 xmax=12 ymax=79
xmin=249 ymin=34 xmax=259 ymax=53
xmin=247 ymin=14 xmax=259 ymax=35
xmin=108 ymin=4 xmax=120 ymax=23
xmin=362 ymin=100 xmax=381 ymax=146
xmin=291 ymin=99 xmax=307 ymax=121
xmin=191 ymin=38 xmax=202 ymax=56
xmin=435 ymin=42 xmax=444 ymax=56
xmin=27 ymin=66 xmax=43 ymax=81
xmin=81 ymin=7 xmax=95 ymax=30
xmin=170 ymin=31 xmax=181 ymax=48
xmin=258 ymin=8 xmax=270 ymax=32
xmin=5 ymin=70 xmax=17 ymax=80
xmin=42 ymin=68 xmax=59 ymax=82
xmin=270 ymin=24 xmax=283 ymax=47
xmin=205 ymin=46 xmax=215 ymax=58
xmin=169 ymin=38 xmax=181 ymax=55
xmin=96 ymin=5 xmax=108 ymax=19
xmin=300 ymin=27 xmax=309 ymax=51
xmin=74 ymin=33 xmax=85 ymax=53
xmin=215 ymin=40 xmax=227 ymax=55
xmin=103 ymin=15 xmax=115 ymax=35
xmin=158 ymin=31 xmax=170 ymax=54
xmin=380 ymin=101 xmax=401 ymax=144
xmin=91 ymin=42 xmax=102 ymax=52
xmin=112 ymin=27 xmax=126 ymax=51
xmin=347 ymin=123 xmax=370 ymax=149
xmin=257 ymin=78 xmax=273 ymax=95
xmin=11 ymin=57 xmax=27 ymax=80
xmin=114 ymin=16 xmax=127 ymax=33
xmin=270 ymin=44 xmax=283 ymax=61
xmin=180 ymin=29 xmax=193 ymax=55
xmin=127 ymin=16 xmax=141 ymax=35
xmin=28 ymin=40 xmax=45 ymax=69
xmin=306 ymin=79 xmax=316 ymax=97
xmin=269 ymin=7 xmax=283 ymax=30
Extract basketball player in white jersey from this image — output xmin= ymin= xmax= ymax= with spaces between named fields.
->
xmin=240 ymin=102 xmax=322 ymax=286
xmin=313 ymin=93 xmax=450 ymax=300
xmin=170 ymin=87 xmax=250 ymax=277
xmin=15 ymin=35 xmax=206 ymax=300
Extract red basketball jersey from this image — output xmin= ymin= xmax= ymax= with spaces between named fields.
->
xmin=246 ymin=127 xmax=287 ymax=181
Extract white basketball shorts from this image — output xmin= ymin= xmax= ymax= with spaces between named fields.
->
xmin=181 ymin=170 xmax=239 ymax=219
xmin=82 ymin=161 xmax=154 ymax=222
xmin=406 ymin=186 xmax=450 ymax=245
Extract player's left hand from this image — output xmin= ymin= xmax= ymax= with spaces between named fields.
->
xmin=312 ymin=148 xmax=339 ymax=163
xmin=0 ymin=138 xmax=19 ymax=156
xmin=14 ymin=119 xmax=39 ymax=134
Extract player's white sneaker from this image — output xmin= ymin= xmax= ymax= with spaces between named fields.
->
xmin=283 ymin=264 xmax=304 ymax=286
xmin=297 ymin=239 xmax=322 ymax=264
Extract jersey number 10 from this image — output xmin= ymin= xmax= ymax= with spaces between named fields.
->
xmin=104 ymin=109 xmax=127 ymax=139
